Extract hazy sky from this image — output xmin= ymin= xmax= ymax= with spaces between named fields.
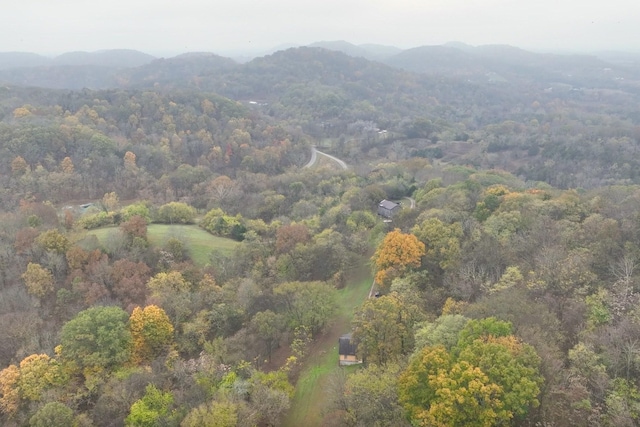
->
xmin=3 ymin=0 xmax=639 ymax=56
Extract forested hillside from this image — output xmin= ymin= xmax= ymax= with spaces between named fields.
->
xmin=1 ymin=44 xmax=640 ymax=426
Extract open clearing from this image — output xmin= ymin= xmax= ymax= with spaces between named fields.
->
xmin=87 ymin=224 xmax=239 ymax=266
xmin=283 ymin=263 xmax=373 ymax=427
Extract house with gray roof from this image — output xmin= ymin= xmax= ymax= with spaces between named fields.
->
xmin=377 ymin=199 xmax=400 ymax=218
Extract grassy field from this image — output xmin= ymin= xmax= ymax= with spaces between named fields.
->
xmin=87 ymin=224 xmax=239 ymax=266
xmin=283 ymin=264 xmax=373 ymax=427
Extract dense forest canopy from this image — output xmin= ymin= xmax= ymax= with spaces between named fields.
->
xmin=2 ymin=43 xmax=640 ymax=426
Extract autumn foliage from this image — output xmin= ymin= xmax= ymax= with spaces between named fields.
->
xmin=372 ymin=228 xmax=425 ymax=289
xmin=130 ymin=305 xmax=175 ymax=364
xmin=399 ymin=319 xmax=542 ymax=426
xmin=21 ymin=263 xmax=54 ymax=299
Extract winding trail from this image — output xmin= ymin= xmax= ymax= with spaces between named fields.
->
xmin=305 ymin=146 xmax=348 ymax=170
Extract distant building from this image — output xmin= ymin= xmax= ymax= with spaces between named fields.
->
xmin=378 ymin=199 xmax=400 ymax=218
xmin=338 ymin=333 xmax=361 ymax=366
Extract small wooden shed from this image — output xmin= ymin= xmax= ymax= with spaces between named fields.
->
xmin=338 ymin=333 xmax=362 ymax=366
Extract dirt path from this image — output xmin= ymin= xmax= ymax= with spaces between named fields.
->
xmin=283 ymin=318 xmax=350 ymax=425
xmin=404 ymin=196 xmax=416 ymax=209
xmin=283 ymin=265 xmax=372 ymax=426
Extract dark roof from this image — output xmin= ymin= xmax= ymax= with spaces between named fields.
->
xmin=339 ymin=333 xmax=358 ymax=356
xmin=379 ymin=199 xmax=399 ymax=210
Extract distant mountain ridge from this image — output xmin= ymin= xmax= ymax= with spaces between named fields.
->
xmin=52 ymin=49 xmax=156 ymax=68
xmin=308 ymin=40 xmax=402 ymax=60
xmin=0 ymin=52 xmax=51 ymax=70
xmin=0 ymin=42 xmax=638 ymax=93
xmin=381 ymin=43 xmax=628 ymax=87
xmin=0 ymin=49 xmax=156 ymax=71
xmin=117 ymin=53 xmax=238 ymax=88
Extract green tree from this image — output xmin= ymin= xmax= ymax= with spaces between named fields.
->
xmin=411 ymin=217 xmax=462 ymax=278
xmin=250 ymin=370 xmax=294 ymax=427
xmin=273 ymin=281 xmax=337 ymax=336
xmin=604 ymin=378 xmax=640 ymax=425
xmin=59 ymin=306 xmax=132 ymax=371
xmin=156 ymin=202 xmax=196 ymax=224
xmin=342 ymin=363 xmax=409 ymax=427
xmin=121 ymin=202 xmax=152 ymax=222
xmin=125 ymin=384 xmax=174 ymax=427
xmin=200 ymin=208 xmax=246 ymax=240
xmin=181 ymin=400 xmax=238 ymax=427
xmin=250 ymin=310 xmax=285 ymax=362
xmin=456 ymin=317 xmax=513 ymax=350
xmin=29 ymin=402 xmax=74 ymax=427
xmin=352 ymin=293 xmax=414 ymax=365
xmin=414 ymin=314 xmax=470 ymax=352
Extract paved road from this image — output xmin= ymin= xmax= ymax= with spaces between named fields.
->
xmin=304 ymin=146 xmax=348 ymax=170
xmin=304 ymin=146 xmax=318 ymax=168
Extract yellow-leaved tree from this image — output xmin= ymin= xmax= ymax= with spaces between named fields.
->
xmin=0 ymin=354 xmax=63 ymax=417
xmin=130 ymin=305 xmax=174 ymax=364
xmin=399 ymin=318 xmax=543 ymax=426
xmin=17 ymin=354 xmax=62 ymax=401
xmin=21 ymin=262 xmax=54 ymax=299
xmin=372 ymin=228 xmax=425 ymax=290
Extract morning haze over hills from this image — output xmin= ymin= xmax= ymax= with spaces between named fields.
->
xmin=2 ymin=40 xmax=640 ymax=90
xmin=5 ymin=32 xmax=640 ymax=426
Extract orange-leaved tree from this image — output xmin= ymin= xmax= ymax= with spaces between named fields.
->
xmin=372 ymin=228 xmax=425 ymax=290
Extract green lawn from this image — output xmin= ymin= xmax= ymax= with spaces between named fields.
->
xmin=283 ymin=265 xmax=373 ymax=427
xmin=87 ymin=224 xmax=239 ymax=266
